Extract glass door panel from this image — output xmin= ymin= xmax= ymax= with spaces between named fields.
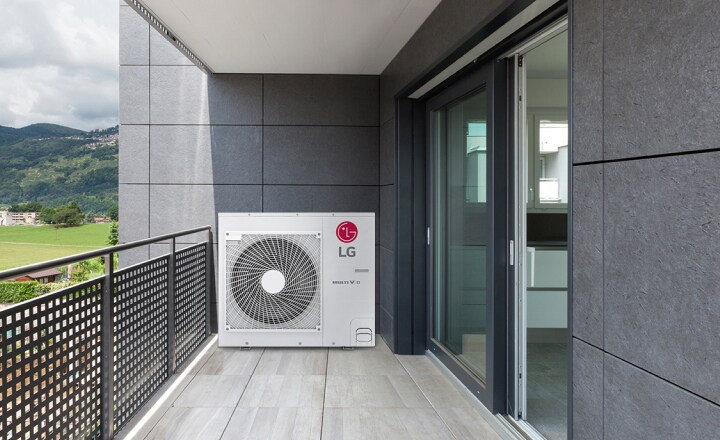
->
xmin=433 ymin=88 xmax=489 ymax=381
xmin=515 ymin=26 xmax=569 ymax=440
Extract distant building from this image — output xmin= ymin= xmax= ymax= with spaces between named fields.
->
xmin=93 ymin=216 xmax=111 ymax=223
xmin=0 ymin=211 xmax=40 ymax=226
xmin=13 ymin=268 xmax=61 ymax=284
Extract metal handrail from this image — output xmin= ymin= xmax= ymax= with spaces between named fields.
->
xmin=0 ymin=224 xmax=216 ymax=440
xmin=0 ymin=225 xmax=212 ymax=281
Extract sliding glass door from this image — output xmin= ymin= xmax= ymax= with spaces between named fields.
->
xmin=509 ymin=22 xmax=569 ymax=440
xmin=433 ymin=87 xmax=490 ymax=381
xmin=426 ymin=62 xmax=507 ymax=407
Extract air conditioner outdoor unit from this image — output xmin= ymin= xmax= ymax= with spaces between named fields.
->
xmin=218 ymin=212 xmax=375 ymax=348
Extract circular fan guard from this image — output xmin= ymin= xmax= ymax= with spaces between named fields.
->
xmin=226 ymin=234 xmax=321 ymax=329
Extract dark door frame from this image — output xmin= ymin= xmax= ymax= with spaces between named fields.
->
xmin=392 ymin=0 xmax=568 ymax=417
xmin=423 ymin=60 xmax=509 ymax=411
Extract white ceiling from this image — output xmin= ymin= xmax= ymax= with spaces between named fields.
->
xmin=139 ymin=0 xmax=441 ymax=74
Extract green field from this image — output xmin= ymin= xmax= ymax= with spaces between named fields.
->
xmin=0 ymin=224 xmax=111 ymax=270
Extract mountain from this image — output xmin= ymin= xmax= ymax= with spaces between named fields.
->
xmin=0 ymin=124 xmax=118 ymax=214
xmin=0 ymin=123 xmax=86 ymax=145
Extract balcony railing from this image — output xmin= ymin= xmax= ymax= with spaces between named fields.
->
xmin=0 ymin=226 xmax=216 ymax=439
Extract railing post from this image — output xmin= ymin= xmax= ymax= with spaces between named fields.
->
xmin=101 ymin=252 xmax=115 ymax=440
xmin=205 ymin=229 xmax=214 ymax=336
xmin=168 ymin=238 xmax=176 ymax=375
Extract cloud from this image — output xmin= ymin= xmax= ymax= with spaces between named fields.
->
xmin=0 ymin=1 xmax=119 ymax=131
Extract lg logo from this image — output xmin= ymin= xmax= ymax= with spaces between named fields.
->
xmin=336 ymin=221 xmax=358 ymax=257
xmin=336 ymin=221 xmax=358 ymax=243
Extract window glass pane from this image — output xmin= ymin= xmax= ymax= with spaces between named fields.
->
xmin=537 ymin=120 xmax=568 ymax=204
xmin=522 ymin=28 xmax=569 ymax=440
xmin=434 ymin=88 xmax=488 ymax=381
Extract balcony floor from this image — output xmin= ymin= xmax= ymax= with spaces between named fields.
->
xmin=116 ymin=336 xmax=505 ymax=440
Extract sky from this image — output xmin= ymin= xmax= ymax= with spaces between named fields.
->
xmin=0 ymin=1 xmax=119 ymax=131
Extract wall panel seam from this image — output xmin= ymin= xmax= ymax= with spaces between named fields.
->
xmin=574 ymin=335 xmax=720 ymax=409
xmin=572 ymin=146 xmax=720 ymax=166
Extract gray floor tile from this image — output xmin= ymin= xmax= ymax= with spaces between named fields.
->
xmin=238 ymin=375 xmax=325 ymax=408
xmin=222 ymin=407 xmax=322 ymax=440
xmin=174 ymin=374 xmax=251 ymax=408
xmin=396 ymin=407 xmax=458 ymax=439
xmin=198 ymin=348 xmax=263 ymax=376
xmin=321 ymin=407 xmax=455 ymax=440
xmin=371 ymin=337 xmax=393 ymax=354
xmin=118 ymin=339 xmax=507 ymax=440
xmin=145 ymin=407 xmax=234 ymax=440
xmin=253 ymin=348 xmax=328 ymax=375
xmin=435 ymin=407 xmax=502 ymax=440
xmin=325 ymin=375 xmax=431 ymax=408
xmin=411 ymin=374 xmax=471 ymax=408
xmin=327 ymin=350 xmax=406 ymax=376
xmin=397 ymin=355 xmax=444 ymax=377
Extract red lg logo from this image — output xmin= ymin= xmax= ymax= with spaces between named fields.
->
xmin=336 ymin=221 xmax=358 ymax=243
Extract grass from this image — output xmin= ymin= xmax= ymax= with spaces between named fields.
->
xmin=0 ymin=224 xmax=112 ymax=271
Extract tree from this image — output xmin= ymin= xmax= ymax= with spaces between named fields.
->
xmin=9 ymin=201 xmax=44 ymax=212
xmin=53 ymin=201 xmax=84 ymax=227
xmin=39 ymin=207 xmax=56 ymax=224
xmin=23 ymin=201 xmax=44 ymax=212
xmin=107 ymin=222 xmax=119 ymax=246
xmin=107 ymin=203 xmax=118 ymax=221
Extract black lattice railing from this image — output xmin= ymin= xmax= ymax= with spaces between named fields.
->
xmin=0 ymin=279 xmax=104 ymax=440
xmin=113 ymin=256 xmax=170 ymax=430
xmin=174 ymin=244 xmax=208 ymax=367
xmin=0 ymin=226 xmax=215 ymax=440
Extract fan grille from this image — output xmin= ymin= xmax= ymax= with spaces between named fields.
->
xmin=225 ymin=233 xmax=321 ymax=330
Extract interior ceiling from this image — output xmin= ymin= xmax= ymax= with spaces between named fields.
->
xmin=138 ymin=0 xmax=441 ymax=74
xmin=525 ymin=31 xmax=568 ymax=79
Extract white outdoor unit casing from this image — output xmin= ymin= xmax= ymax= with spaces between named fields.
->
xmin=218 ymin=213 xmax=375 ymax=348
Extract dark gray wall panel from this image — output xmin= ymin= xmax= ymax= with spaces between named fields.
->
xmin=572 ymin=0 xmax=603 ymax=163
xmin=149 ymin=66 xmax=207 ymax=124
xmin=604 ymin=153 xmax=720 ymax=404
xmin=118 ymin=246 xmax=151 ymax=269
xmin=119 ymin=125 xmax=149 ymax=184
xmin=604 ymin=355 xmax=720 ymax=440
xmin=263 ymin=126 xmax=378 ymax=185
xmin=379 ymin=247 xmax=395 ymax=318
xmin=120 ymin=5 xmax=149 ymax=66
xmin=379 ymin=185 xmax=395 ymax=250
xmin=150 ymin=242 xmax=216 ymax=259
xmin=150 ymin=67 xmax=262 ymax=125
xmin=120 ymin=66 xmax=149 ymax=124
xmin=572 ymin=339 xmax=603 ymax=440
xmin=264 ymin=75 xmax=378 ymax=126
xmin=150 ymin=31 xmax=194 ymax=66
xmin=150 ymin=125 xmax=262 ymax=184
xmin=119 ymin=184 xmax=149 ymax=243
xmin=149 ymin=184 xmax=262 ymax=242
xmin=207 ymin=75 xmax=264 ymax=124
xmin=572 ymin=165 xmax=603 ymax=347
xmin=380 ymin=119 xmax=395 ymax=186
xmin=604 ymin=0 xmax=720 ymax=159
xmin=380 ymin=309 xmax=395 ymax=351
xmin=375 ymin=244 xmax=380 ymax=302
xmin=263 ymin=185 xmax=379 ymax=219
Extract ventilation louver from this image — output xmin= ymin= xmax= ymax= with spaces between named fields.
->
xmin=225 ymin=233 xmax=321 ymax=331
